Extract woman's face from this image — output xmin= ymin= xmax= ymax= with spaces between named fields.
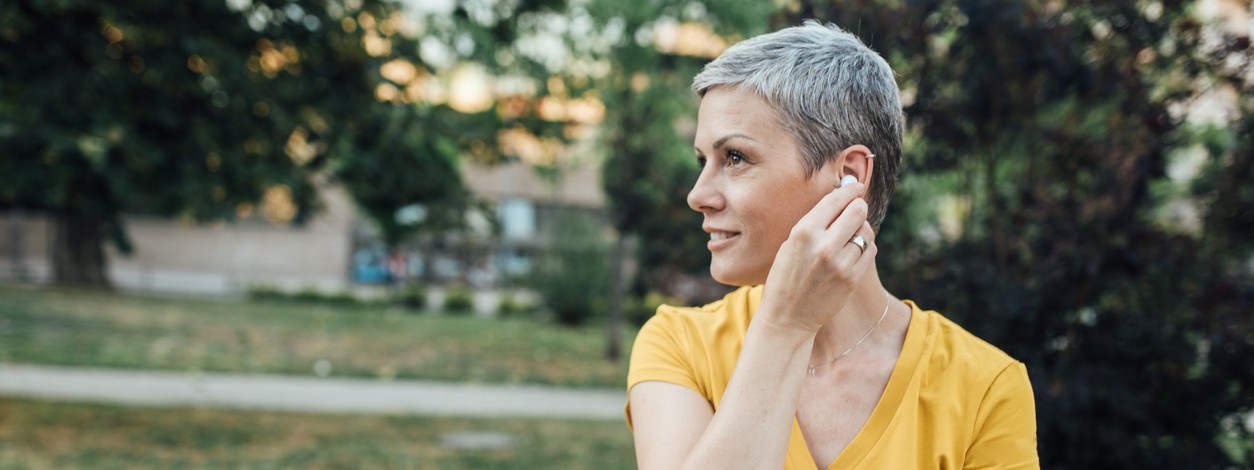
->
xmin=689 ymin=86 xmax=837 ymax=286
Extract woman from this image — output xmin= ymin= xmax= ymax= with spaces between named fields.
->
xmin=626 ymin=21 xmax=1039 ymax=469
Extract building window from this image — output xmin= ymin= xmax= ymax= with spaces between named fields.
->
xmin=499 ymin=197 xmax=536 ymax=241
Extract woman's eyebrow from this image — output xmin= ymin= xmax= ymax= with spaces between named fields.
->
xmin=713 ymin=133 xmax=757 ymax=149
xmin=696 ymin=133 xmax=758 ymax=154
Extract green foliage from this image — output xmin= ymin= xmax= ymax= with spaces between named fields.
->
xmin=333 ymin=106 xmax=471 ymax=248
xmin=350 ymin=0 xmax=600 ymax=248
xmin=244 ymin=284 xmax=288 ymax=302
xmin=531 ymin=209 xmax=610 ymax=326
xmin=787 ymin=1 xmax=1254 ymax=467
xmin=496 ymin=293 xmax=535 ymax=317
xmin=586 ymin=0 xmax=774 ymax=298
xmin=393 ymin=283 xmax=427 ymax=311
xmin=247 ymin=284 xmax=359 ymax=306
xmin=290 ymin=288 xmax=358 ymax=306
xmin=442 ymin=284 xmax=475 ymax=314
xmin=0 ymin=0 xmax=470 ymax=284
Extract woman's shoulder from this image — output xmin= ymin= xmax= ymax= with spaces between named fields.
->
xmin=629 ymin=286 xmax=760 ymax=398
xmin=895 ymin=304 xmax=1038 ymax=467
xmin=907 ymin=302 xmax=1025 ymax=382
xmin=648 ymin=285 xmax=761 ymax=335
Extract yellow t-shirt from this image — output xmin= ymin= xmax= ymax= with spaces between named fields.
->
xmin=627 ymin=285 xmax=1039 ymax=469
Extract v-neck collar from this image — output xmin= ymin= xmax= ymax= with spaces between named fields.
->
xmin=784 ymin=300 xmax=929 ymax=470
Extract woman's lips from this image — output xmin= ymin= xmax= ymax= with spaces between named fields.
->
xmin=707 ymin=231 xmax=740 ymax=250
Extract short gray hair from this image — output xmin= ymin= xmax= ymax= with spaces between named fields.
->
xmin=692 ymin=20 xmax=904 ymax=231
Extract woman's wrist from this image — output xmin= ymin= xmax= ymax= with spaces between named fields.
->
xmin=749 ymin=303 xmax=819 ymax=347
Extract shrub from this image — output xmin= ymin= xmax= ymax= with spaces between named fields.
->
xmin=291 ymin=288 xmax=326 ymax=303
xmin=442 ymin=284 xmax=474 ymax=314
xmin=496 ymin=293 xmax=533 ymax=317
xmin=320 ymin=291 xmax=359 ymax=306
xmin=531 ymin=209 xmax=610 ymax=326
xmin=295 ymin=288 xmax=358 ymax=306
xmin=394 ymin=284 xmax=427 ymax=311
xmin=249 ymin=286 xmax=360 ymax=306
xmin=246 ymin=284 xmax=287 ymax=302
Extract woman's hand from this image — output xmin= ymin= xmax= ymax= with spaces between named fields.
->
xmin=634 ymin=176 xmax=877 ymax=469
xmin=756 ymin=175 xmax=878 ymax=337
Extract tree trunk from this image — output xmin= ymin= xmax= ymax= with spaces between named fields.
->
xmin=52 ymin=213 xmax=111 ymax=288
xmin=605 ymin=232 xmax=630 ymax=361
xmin=7 ymin=209 xmax=30 ymax=282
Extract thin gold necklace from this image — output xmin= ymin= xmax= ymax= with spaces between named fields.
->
xmin=807 ymin=296 xmax=892 ymax=375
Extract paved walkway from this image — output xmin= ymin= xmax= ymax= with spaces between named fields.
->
xmin=0 ymin=364 xmax=626 ymax=421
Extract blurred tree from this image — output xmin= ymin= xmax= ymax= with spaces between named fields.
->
xmin=530 ymin=207 xmax=609 ymax=326
xmin=584 ymin=0 xmax=772 ymax=358
xmin=785 ymin=0 xmax=1253 ymax=467
xmin=0 ymin=0 xmax=470 ymax=286
xmin=383 ymin=0 xmax=578 ymax=249
xmin=333 ymin=104 xmax=472 ymax=249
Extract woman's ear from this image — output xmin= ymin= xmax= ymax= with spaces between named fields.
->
xmin=821 ymin=144 xmax=875 ymax=188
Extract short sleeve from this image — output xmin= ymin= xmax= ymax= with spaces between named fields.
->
xmin=964 ymin=361 xmax=1040 ymax=469
xmin=625 ymin=308 xmax=702 ymax=427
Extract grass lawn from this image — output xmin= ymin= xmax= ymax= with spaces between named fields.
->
xmin=0 ymin=397 xmax=636 ymax=469
xmin=0 ymin=286 xmax=638 ymax=388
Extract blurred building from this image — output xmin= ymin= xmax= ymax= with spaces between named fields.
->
xmin=361 ymin=160 xmax=607 ymax=292
xmin=0 ymin=160 xmax=606 ymax=297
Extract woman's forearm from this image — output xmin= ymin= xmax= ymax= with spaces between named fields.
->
xmin=681 ymin=317 xmax=814 ymax=469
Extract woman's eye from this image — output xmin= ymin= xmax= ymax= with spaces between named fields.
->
xmin=727 ymin=151 xmax=746 ymax=166
xmin=697 ymin=156 xmax=707 ymax=168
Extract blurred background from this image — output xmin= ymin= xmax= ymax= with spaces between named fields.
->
xmin=0 ymin=0 xmax=1251 ymax=468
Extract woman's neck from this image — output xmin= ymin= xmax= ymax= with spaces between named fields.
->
xmin=809 ymin=265 xmax=909 ymax=365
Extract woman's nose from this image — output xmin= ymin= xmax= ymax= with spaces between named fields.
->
xmin=687 ymin=167 xmax=723 ymax=213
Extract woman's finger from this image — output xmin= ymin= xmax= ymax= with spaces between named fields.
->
xmin=833 ymin=218 xmax=876 ymax=270
xmin=850 ymin=233 xmax=878 ymax=277
xmin=824 ymin=196 xmax=869 ymax=243
xmin=792 ymin=178 xmax=865 ymax=234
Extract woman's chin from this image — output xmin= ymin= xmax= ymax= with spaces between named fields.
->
xmin=710 ymin=264 xmax=766 ymax=287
